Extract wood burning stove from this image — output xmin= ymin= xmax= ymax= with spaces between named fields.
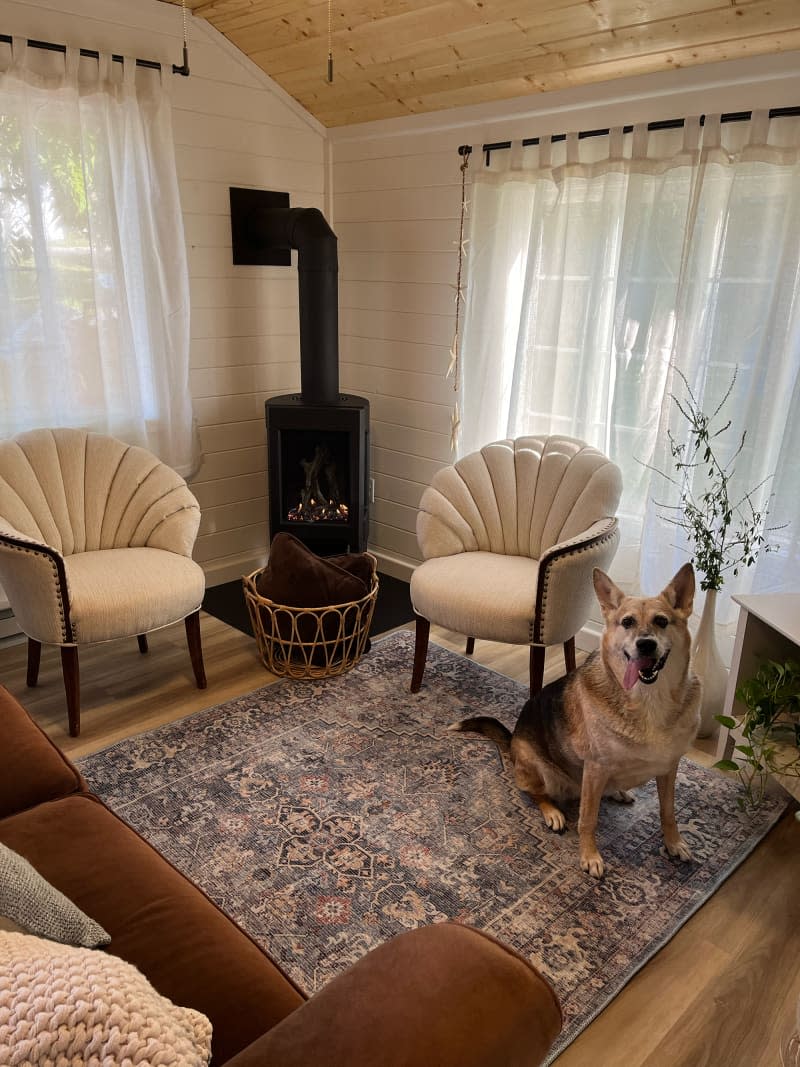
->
xmin=266 ymin=395 xmax=369 ymax=555
xmin=246 ymin=202 xmax=370 ymax=555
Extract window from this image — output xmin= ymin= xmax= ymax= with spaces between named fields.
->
xmin=0 ymin=39 xmax=199 ymax=476
xmin=459 ymin=115 xmax=800 ymax=618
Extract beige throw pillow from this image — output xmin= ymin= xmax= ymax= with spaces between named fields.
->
xmin=0 ymin=931 xmax=213 ymax=1066
xmin=0 ymin=842 xmax=111 ymax=948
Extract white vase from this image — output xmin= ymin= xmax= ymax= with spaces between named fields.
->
xmin=691 ymin=588 xmax=729 ymax=739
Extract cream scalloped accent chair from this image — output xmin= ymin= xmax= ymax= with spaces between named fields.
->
xmin=0 ymin=428 xmax=207 ymax=737
xmin=410 ymin=435 xmax=623 ymax=695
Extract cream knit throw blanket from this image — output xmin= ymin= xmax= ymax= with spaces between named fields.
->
xmin=0 ymin=931 xmax=212 ymax=1066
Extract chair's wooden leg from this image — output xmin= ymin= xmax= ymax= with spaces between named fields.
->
xmin=137 ymin=634 xmax=149 ymax=654
xmin=564 ymin=636 xmax=577 ymax=675
xmin=185 ymin=610 xmax=207 ymax=690
xmin=60 ymin=646 xmax=81 ymax=738
xmin=411 ymin=613 xmax=430 ymax=693
xmin=27 ymin=638 xmax=42 ymax=687
xmin=529 ymin=645 xmax=546 ymax=698
xmin=465 ymin=637 xmax=475 ymax=656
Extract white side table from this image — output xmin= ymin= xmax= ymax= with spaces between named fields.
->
xmin=716 ymin=593 xmax=800 ymax=802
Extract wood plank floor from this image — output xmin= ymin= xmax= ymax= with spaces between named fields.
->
xmin=1 ymin=613 xmax=797 ymax=1065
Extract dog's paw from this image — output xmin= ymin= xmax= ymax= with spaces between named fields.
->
xmin=580 ymin=851 xmax=605 ymax=878
xmin=664 ymin=835 xmax=692 ymax=861
xmin=540 ymin=804 xmax=566 ymax=833
xmin=609 ymin=789 xmax=635 ymax=804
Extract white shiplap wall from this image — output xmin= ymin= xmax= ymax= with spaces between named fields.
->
xmin=0 ymin=0 xmax=327 ymax=587
xmin=335 ymin=142 xmax=462 ymax=572
xmin=332 ymin=52 xmax=800 ymax=581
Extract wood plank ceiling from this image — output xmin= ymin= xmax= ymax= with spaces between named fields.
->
xmin=167 ymin=0 xmax=800 ymax=127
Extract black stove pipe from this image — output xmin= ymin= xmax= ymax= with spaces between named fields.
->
xmin=249 ymin=206 xmax=339 ymax=404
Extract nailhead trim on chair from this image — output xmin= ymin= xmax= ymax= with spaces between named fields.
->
xmin=531 ymin=519 xmax=619 ymax=645
xmin=0 ymin=534 xmax=72 ymax=644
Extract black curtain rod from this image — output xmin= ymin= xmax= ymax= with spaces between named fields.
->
xmin=459 ymin=106 xmax=800 ymax=162
xmin=0 ymin=33 xmax=190 ymax=76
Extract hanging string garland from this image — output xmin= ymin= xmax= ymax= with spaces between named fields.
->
xmin=448 ymin=145 xmax=472 ymax=452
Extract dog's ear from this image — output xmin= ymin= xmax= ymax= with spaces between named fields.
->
xmin=593 ymin=568 xmax=625 ymax=614
xmin=661 ymin=562 xmax=695 ymax=616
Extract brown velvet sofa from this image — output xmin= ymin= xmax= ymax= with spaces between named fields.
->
xmin=0 ymin=684 xmax=562 ymax=1066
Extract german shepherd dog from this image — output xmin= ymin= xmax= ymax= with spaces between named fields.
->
xmin=450 ymin=564 xmax=702 ymax=878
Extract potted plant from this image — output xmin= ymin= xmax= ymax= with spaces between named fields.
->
xmin=648 ymin=366 xmax=783 ymax=736
xmin=714 ymin=658 xmax=800 ymax=810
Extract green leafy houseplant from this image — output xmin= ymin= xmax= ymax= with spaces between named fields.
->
xmin=714 ymin=658 xmax=800 ymax=810
xmin=649 ymin=367 xmax=782 ymax=592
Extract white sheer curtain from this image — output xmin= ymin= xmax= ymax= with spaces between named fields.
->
xmin=0 ymin=38 xmax=200 ymax=476
xmin=459 ymin=113 xmax=800 ymax=627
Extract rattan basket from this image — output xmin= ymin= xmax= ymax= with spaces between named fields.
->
xmin=242 ymin=553 xmax=378 ymax=679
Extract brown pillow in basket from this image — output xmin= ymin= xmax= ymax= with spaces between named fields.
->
xmin=326 ymin=551 xmax=375 ymax=592
xmin=255 ymin=532 xmax=369 ymax=606
xmin=255 ymin=533 xmax=373 ymax=667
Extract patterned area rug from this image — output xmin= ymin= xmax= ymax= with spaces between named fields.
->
xmin=78 ymin=630 xmax=787 ymax=1063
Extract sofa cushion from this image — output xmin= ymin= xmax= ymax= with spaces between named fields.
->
xmin=225 ymin=923 xmax=562 ymax=1067
xmin=0 ymin=842 xmax=110 ymax=947
xmin=0 ymin=931 xmax=212 ymax=1066
xmin=0 ymin=794 xmax=305 ymax=1065
xmin=0 ymin=685 xmax=85 ymax=818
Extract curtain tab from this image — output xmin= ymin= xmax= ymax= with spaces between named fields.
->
xmin=509 ymin=140 xmax=524 ymax=171
xmin=749 ymin=109 xmax=770 ymax=146
xmin=64 ymin=46 xmax=79 ymax=81
xmin=682 ymin=116 xmax=701 ymax=154
xmin=123 ymin=55 xmax=136 ymax=90
xmin=539 ymin=134 xmax=552 ymax=169
xmin=159 ymin=55 xmax=172 ymax=95
xmin=566 ymin=130 xmax=579 ymax=165
xmin=10 ymin=35 xmax=28 ymax=70
xmin=703 ymin=114 xmax=722 ymax=149
xmin=632 ymin=123 xmax=648 ymax=160
xmin=609 ymin=126 xmax=624 ymax=160
xmin=98 ymin=52 xmax=111 ymax=85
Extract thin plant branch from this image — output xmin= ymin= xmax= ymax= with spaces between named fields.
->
xmin=641 ymin=364 xmax=785 ymax=592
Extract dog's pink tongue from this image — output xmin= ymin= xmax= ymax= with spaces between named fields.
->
xmin=623 ymin=657 xmax=655 ymax=690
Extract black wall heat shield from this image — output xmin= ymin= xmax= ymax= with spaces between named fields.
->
xmin=229 ymin=188 xmax=291 ymax=266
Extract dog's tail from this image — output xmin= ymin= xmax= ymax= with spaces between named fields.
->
xmin=448 ymin=717 xmax=511 ymax=747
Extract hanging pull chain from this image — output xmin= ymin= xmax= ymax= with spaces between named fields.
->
xmin=173 ymin=0 xmax=190 ymax=76
xmin=327 ymin=0 xmax=333 ymax=82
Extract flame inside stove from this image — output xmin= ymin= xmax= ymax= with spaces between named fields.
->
xmin=288 ymin=499 xmax=349 ymax=523
xmin=287 ymin=444 xmax=349 ymax=524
